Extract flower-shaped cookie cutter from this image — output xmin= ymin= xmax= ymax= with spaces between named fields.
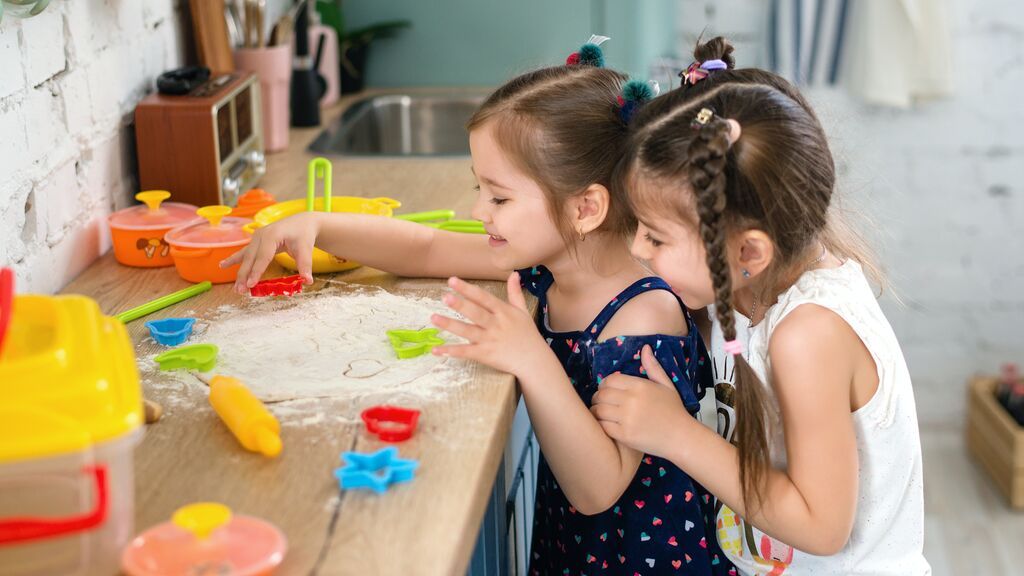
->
xmin=333 ymin=446 xmax=419 ymax=493
xmin=361 ymin=405 xmax=421 ymax=442
xmin=386 ymin=328 xmax=445 ymax=359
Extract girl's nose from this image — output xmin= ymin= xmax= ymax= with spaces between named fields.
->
xmin=470 ymin=194 xmax=490 ymax=223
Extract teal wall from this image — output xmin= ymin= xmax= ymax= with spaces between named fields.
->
xmin=340 ymin=0 xmax=678 ymax=87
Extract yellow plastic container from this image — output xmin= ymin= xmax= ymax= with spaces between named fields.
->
xmin=0 ymin=294 xmax=143 ymax=576
xmin=244 ymin=196 xmax=401 ymax=273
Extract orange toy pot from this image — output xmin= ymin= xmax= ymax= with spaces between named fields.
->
xmin=108 ymin=191 xmax=198 ymax=268
xmin=165 ymin=206 xmax=253 ymax=284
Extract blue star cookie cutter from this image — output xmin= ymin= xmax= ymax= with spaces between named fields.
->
xmin=333 ymin=446 xmax=419 ymax=493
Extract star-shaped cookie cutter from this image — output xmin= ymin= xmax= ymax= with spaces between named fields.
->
xmin=333 ymin=446 xmax=419 ymax=493
xmin=386 ymin=328 xmax=445 ymax=359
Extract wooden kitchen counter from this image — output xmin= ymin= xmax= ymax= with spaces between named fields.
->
xmin=62 ymin=90 xmax=522 ymax=576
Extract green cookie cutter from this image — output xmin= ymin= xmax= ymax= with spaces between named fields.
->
xmin=386 ymin=328 xmax=446 ymax=359
xmin=154 ymin=343 xmax=219 ymax=372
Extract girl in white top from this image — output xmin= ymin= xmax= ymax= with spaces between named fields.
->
xmin=590 ymin=37 xmax=930 ymax=575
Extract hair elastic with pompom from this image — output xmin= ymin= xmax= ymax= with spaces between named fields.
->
xmin=566 ymin=34 xmax=610 ymax=67
xmin=616 ymin=79 xmax=660 ymax=124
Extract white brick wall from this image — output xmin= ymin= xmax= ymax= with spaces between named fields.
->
xmin=677 ymin=0 xmax=1024 ymax=425
xmin=0 ymin=0 xmax=189 ymax=293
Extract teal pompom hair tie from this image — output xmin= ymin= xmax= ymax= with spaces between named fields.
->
xmin=566 ymin=34 xmax=611 ymax=67
xmin=617 ymin=79 xmax=660 ymax=123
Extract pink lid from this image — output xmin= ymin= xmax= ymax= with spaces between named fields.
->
xmin=165 ymin=206 xmax=253 ymax=249
xmin=109 ymin=191 xmax=198 ymax=231
xmin=122 ymin=504 xmax=287 ymax=576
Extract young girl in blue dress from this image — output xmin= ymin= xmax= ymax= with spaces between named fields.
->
xmin=224 ymin=39 xmax=733 ymax=576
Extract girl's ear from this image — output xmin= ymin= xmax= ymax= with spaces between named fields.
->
xmin=731 ymin=229 xmax=774 ymax=281
xmin=570 ymin=183 xmax=611 ymax=235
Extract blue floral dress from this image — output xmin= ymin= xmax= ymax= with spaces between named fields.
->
xmin=520 ymin=266 xmax=735 ymax=576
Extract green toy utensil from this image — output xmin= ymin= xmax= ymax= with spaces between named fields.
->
xmin=306 ymin=157 xmax=333 ymax=213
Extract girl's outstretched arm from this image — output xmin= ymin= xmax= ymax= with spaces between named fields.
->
xmin=221 ymin=212 xmax=509 ymax=294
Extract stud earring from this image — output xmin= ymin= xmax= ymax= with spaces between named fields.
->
xmin=741 ymin=269 xmax=751 ymax=278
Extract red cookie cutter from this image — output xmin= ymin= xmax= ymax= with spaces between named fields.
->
xmin=361 ymin=405 xmax=421 ymax=443
xmin=250 ymin=274 xmax=305 ymax=297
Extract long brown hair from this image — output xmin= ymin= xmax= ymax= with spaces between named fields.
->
xmin=468 ymin=63 xmax=637 ymax=247
xmin=617 ymin=37 xmax=882 ymax=510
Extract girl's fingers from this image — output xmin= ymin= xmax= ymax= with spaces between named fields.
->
xmin=430 ymin=313 xmax=484 ymax=342
xmin=220 ymin=250 xmax=243 ymax=269
xmin=506 ymin=272 xmax=528 ymax=311
xmin=590 ymin=403 xmax=620 ymax=423
xmin=287 ymin=239 xmax=315 ymax=285
xmin=442 ymin=292 xmax=491 ymax=327
xmin=592 ymin=387 xmax=624 ymax=406
xmin=596 ymin=419 xmax=625 ymax=441
xmin=639 ymin=345 xmax=674 ymax=388
xmin=431 ymin=342 xmax=479 ymax=359
xmin=447 ymin=277 xmax=500 ymax=312
xmin=245 ymin=238 xmax=280 ymax=289
xmin=232 ymin=237 xmax=262 ymax=293
xmin=596 ymin=372 xmax=633 ymax=391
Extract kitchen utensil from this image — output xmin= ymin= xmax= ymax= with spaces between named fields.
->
xmin=115 ymin=282 xmax=213 ymax=324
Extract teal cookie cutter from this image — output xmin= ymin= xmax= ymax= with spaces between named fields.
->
xmin=386 ymin=328 xmax=445 ymax=359
xmin=154 ymin=343 xmax=218 ymax=371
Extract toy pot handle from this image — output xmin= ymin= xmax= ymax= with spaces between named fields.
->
xmin=306 ymin=158 xmax=333 ymax=213
xmin=170 ymin=247 xmax=213 ymax=259
xmin=0 ymin=465 xmax=109 ymax=545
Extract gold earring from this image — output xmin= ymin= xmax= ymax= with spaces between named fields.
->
xmin=578 ymin=227 xmax=586 ymax=241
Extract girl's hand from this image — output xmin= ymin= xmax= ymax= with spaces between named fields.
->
xmin=220 ymin=212 xmax=320 ymax=294
xmin=431 ymin=272 xmax=551 ymax=378
xmin=590 ymin=345 xmax=694 ymax=457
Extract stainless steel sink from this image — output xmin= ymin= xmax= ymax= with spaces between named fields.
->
xmin=308 ymin=91 xmax=489 ymax=157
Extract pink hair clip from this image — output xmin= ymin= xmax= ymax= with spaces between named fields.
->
xmin=722 ymin=339 xmax=744 ymax=356
xmin=680 ymin=59 xmax=728 ymax=86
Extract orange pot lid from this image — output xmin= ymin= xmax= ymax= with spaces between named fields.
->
xmin=109 ymin=191 xmax=198 ymax=231
xmin=121 ymin=503 xmax=287 ymax=576
xmin=231 ymin=189 xmax=277 ymax=218
xmin=165 ymin=206 xmax=253 ymax=249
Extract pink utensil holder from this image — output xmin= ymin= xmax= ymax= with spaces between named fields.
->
xmin=234 ymin=45 xmax=291 ymax=153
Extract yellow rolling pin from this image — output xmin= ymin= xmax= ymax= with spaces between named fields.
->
xmin=208 ymin=375 xmax=282 ymax=458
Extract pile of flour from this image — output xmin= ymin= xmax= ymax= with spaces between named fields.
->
xmin=138 ymin=286 xmax=473 ymax=405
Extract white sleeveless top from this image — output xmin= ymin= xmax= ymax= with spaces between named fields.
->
xmin=710 ymin=261 xmax=931 ymax=576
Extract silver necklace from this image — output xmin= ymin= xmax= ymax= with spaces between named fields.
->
xmin=748 ymin=244 xmax=828 ymax=328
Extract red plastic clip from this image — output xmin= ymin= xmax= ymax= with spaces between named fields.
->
xmin=361 ymin=405 xmax=421 ymax=443
xmin=249 ymin=274 xmax=305 ymax=297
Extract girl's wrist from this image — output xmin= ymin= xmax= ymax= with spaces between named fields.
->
xmin=662 ymin=412 xmax=701 ymax=466
xmin=515 ymin=343 xmax=563 ymax=387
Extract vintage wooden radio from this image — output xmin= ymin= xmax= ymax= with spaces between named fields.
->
xmin=135 ymin=72 xmax=265 ymax=208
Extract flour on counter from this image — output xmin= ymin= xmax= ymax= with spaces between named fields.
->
xmin=136 ymin=285 xmax=474 ymax=405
